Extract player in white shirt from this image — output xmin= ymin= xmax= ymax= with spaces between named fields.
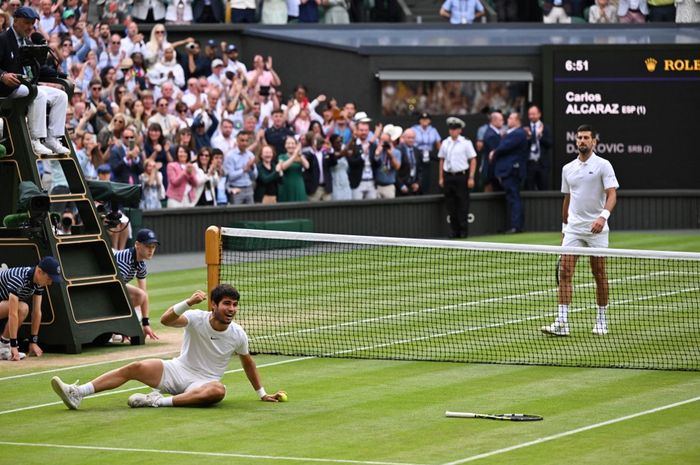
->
xmin=542 ymin=124 xmax=619 ymax=337
xmin=51 ymin=285 xmax=285 ymax=409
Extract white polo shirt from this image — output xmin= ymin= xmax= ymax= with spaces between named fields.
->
xmin=438 ymin=135 xmax=476 ymax=173
xmin=562 ymin=153 xmax=619 ymax=235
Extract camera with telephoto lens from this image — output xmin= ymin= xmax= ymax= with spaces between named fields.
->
xmin=186 ymin=42 xmax=197 ymax=51
xmin=95 ymin=203 xmax=122 ymax=229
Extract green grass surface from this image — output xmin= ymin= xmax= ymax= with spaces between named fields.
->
xmin=0 ymin=232 xmax=698 ymax=465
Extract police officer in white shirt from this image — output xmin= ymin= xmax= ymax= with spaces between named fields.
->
xmin=51 ymin=285 xmax=286 ymax=409
xmin=542 ymin=124 xmax=619 ymax=337
xmin=438 ymin=117 xmax=477 ymax=238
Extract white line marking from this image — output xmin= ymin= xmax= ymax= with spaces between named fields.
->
xmin=440 ymin=396 xmax=700 ymax=465
xmin=0 ymin=357 xmax=312 ymax=416
xmin=0 ymin=350 xmax=179 ymax=382
xmin=0 ymin=441 xmax=426 ymax=465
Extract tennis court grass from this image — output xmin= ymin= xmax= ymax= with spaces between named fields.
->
xmin=0 ymin=231 xmax=698 ymax=465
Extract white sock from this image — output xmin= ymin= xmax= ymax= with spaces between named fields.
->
xmin=558 ymin=304 xmax=569 ymax=324
xmin=597 ymin=306 xmax=607 ymax=323
xmin=77 ymin=382 xmax=95 ymax=397
xmin=157 ymin=396 xmax=174 ymax=407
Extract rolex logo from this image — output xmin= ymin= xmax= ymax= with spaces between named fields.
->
xmin=644 ymin=58 xmax=658 ymax=72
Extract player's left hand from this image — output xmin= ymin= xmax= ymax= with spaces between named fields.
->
xmin=261 ymin=394 xmax=279 ymax=402
xmin=28 ymin=342 xmax=43 ymax=357
xmin=144 ymin=325 xmax=159 ymax=340
xmin=591 ymin=217 xmax=606 ymax=234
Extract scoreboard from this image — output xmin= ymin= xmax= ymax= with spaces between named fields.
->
xmin=544 ymin=45 xmax=700 ymax=189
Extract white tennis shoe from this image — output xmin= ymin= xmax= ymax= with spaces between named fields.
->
xmin=0 ymin=343 xmax=26 ymax=360
xmin=592 ymin=321 xmax=609 ymax=335
xmin=31 ymin=139 xmax=53 ymax=155
xmin=43 ymin=137 xmax=71 ymax=155
xmin=51 ymin=376 xmax=83 ymax=409
xmin=541 ymin=321 xmax=570 ymax=336
xmin=128 ymin=390 xmax=164 ymax=408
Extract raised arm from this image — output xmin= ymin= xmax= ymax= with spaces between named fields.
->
xmin=160 ymin=290 xmax=207 ymax=328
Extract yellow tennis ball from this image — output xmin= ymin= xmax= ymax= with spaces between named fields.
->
xmin=278 ymin=392 xmax=288 ymax=402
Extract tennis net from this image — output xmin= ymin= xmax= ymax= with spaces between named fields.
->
xmin=207 ymin=227 xmax=700 ymax=371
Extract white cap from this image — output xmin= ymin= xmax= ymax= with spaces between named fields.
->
xmin=211 ymin=58 xmax=224 ymax=70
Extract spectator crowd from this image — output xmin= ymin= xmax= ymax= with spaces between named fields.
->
xmin=439 ymin=0 xmax=699 ymax=24
xmin=1 ymin=0 xmax=697 ymax=229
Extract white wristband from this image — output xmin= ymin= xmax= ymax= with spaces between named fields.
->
xmin=256 ymin=387 xmax=267 ymax=399
xmin=173 ymin=300 xmax=189 ymax=316
xmin=600 ymin=209 xmax=611 ymax=220
xmin=561 ymin=223 xmax=567 ymax=233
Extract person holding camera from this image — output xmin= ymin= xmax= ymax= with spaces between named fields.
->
xmin=373 ymin=125 xmax=402 ymax=199
xmin=109 ymin=127 xmax=144 ymax=185
xmin=0 ymin=256 xmax=63 ymax=361
xmin=0 ymin=7 xmax=71 ymax=155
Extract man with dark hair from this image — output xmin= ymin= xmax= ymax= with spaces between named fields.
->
xmin=490 ymin=111 xmax=529 ymax=234
xmin=51 ymin=285 xmax=285 ymax=409
xmin=542 ymin=124 xmax=619 ymax=337
xmin=0 ymin=257 xmax=62 ymax=361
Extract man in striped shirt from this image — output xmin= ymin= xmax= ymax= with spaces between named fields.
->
xmin=113 ymin=229 xmax=160 ymax=340
xmin=0 ymin=256 xmax=63 ymax=361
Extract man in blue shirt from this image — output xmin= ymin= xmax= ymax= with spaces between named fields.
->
xmin=0 ymin=256 xmax=62 ymax=361
xmin=440 ymin=0 xmax=485 ymax=24
xmin=412 ymin=113 xmax=442 ymax=194
xmin=223 ymin=130 xmax=258 ymax=204
xmin=373 ymin=124 xmax=402 ymax=199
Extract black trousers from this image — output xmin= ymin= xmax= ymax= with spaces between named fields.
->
xmin=525 ymin=160 xmax=548 ymax=191
xmin=443 ymin=172 xmax=469 ymax=237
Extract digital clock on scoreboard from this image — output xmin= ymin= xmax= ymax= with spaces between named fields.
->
xmin=544 ymin=45 xmax=700 ymax=189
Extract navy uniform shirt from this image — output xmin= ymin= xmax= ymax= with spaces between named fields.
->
xmin=0 ymin=267 xmax=44 ymax=302
xmin=114 ymin=247 xmax=147 ymax=282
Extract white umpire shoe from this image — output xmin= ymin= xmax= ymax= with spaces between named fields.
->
xmin=592 ymin=321 xmax=609 ymax=336
xmin=128 ymin=390 xmax=164 ymax=408
xmin=51 ymin=376 xmax=83 ymax=409
xmin=31 ymin=139 xmax=53 ymax=155
xmin=43 ymin=137 xmax=71 ymax=155
xmin=0 ymin=342 xmax=26 ymax=360
xmin=541 ymin=321 xmax=570 ymax=336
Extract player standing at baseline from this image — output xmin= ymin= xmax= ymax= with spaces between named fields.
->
xmin=542 ymin=124 xmax=619 ymax=336
xmin=51 ymin=285 xmax=285 ymax=408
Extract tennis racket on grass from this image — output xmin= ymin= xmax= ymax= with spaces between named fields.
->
xmin=445 ymin=411 xmax=543 ymax=421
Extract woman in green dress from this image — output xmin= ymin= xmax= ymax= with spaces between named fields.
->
xmin=276 ymin=136 xmax=309 ymax=202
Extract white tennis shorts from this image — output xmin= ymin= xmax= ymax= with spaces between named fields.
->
xmin=562 ymin=231 xmax=609 ymax=249
xmin=157 ymin=359 xmax=223 ymax=395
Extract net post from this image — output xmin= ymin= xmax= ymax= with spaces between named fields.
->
xmin=205 ymin=225 xmax=221 ymax=303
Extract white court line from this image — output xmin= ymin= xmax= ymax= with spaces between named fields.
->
xmin=440 ymin=396 xmax=700 ymax=465
xmin=0 ymin=441 xmax=426 ymax=465
xmin=0 ymin=350 xmax=179 ymax=382
xmin=0 ymin=357 xmax=311 ymax=416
